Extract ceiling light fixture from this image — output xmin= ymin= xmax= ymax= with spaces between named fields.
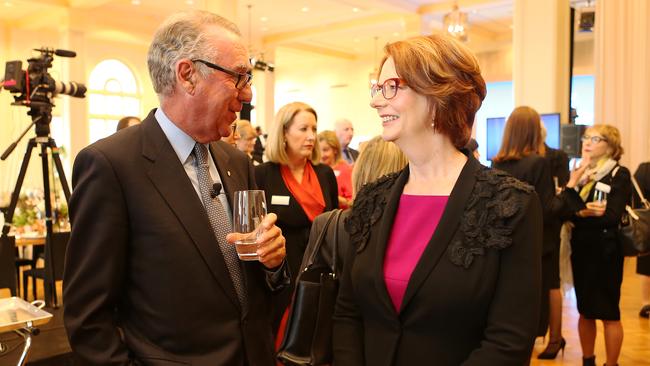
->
xmin=443 ymin=1 xmax=468 ymax=42
xmin=301 ymin=7 xmax=309 ymax=12
xmin=247 ymin=4 xmax=274 ymax=73
xmin=131 ymin=0 xmax=141 ymax=5
xmin=352 ymin=7 xmax=360 ymax=13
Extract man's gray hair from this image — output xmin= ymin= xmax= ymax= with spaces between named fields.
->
xmin=147 ymin=10 xmax=241 ymax=96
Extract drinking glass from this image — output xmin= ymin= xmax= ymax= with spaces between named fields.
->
xmin=594 ymin=190 xmax=608 ymax=205
xmin=232 ymin=190 xmax=267 ymax=261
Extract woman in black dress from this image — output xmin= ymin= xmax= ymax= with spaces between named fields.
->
xmin=558 ymin=124 xmax=631 ymax=366
xmin=492 ymin=106 xmax=565 ymax=359
xmin=633 ymin=162 xmax=650 ymax=317
xmin=255 ymin=102 xmax=339 ymax=334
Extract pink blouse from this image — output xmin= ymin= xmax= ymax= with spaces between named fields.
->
xmin=383 ymin=194 xmax=449 ymax=312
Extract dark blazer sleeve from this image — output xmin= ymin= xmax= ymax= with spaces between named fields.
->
xmin=332 ymin=230 xmax=365 ymax=365
xmin=462 ymin=192 xmax=543 ymax=365
xmin=63 ymin=146 xmax=132 ymax=365
xmin=570 ymin=166 xmax=631 ymax=229
xmin=316 ymin=163 xmax=340 ymax=210
xmin=634 ymin=162 xmax=650 ymax=206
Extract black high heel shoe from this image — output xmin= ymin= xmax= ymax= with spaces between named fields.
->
xmin=537 ymin=338 xmax=566 ymax=359
xmin=582 ymin=356 xmax=596 ymax=366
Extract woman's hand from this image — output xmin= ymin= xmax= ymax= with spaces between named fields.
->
xmin=566 ymin=155 xmax=592 ymax=189
xmin=577 ymin=201 xmax=606 ymax=217
xmin=338 ymin=195 xmax=352 ymax=208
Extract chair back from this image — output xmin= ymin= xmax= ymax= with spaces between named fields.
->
xmin=0 ymin=235 xmax=18 ymax=296
xmin=44 ymin=231 xmax=70 ymax=282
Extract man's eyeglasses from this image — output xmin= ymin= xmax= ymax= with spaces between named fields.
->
xmin=370 ymin=78 xmax=406 ymax=100
xmin=581 ymin=135 xmax=607 ymax=144
xmin=192 ymin=59 xmax=252 ymax=89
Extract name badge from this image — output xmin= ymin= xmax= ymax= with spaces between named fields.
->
xmin=595 ymin=182 xmax=612 ymax=193
xmin=271 ymin=195 xmax=290 ymax=206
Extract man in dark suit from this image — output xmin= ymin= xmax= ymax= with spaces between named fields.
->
xmin=63 ymin=11 xmax=287 ymax=366
xmin=252 ymin=126 xmax=266 ymax=164
xmin=335 ymin=118 xmax=358 ymax=164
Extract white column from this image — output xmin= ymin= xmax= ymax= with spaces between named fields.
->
xmin=594 ymin=0 xmax=650 ymax=170
xmin=513 ymin=0 xmax=571 ymax=118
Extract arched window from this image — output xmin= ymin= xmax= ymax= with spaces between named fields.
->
xmin=88 ymin=60 xmax=141 ymax=143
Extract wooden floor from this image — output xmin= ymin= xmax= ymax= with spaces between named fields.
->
xmin=530 ymin=257 xmax=650 ymax=366
xmin=2 ymin=258 xmax=649 ymax=365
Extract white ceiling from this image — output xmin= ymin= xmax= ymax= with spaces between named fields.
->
xmin=0 ymin=0 xmax=593 ymax=59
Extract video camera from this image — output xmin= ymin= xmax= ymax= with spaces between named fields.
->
xmin=2 ymin=48 xmax=86 ymax=109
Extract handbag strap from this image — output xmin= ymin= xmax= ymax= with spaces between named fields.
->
xmin=331 ymin=208 xmax=343 ymax=277
xmin=631 ymin=175 xmax=650 ymax=209
xmin=303 ymin=209 xmax=343 ymax=271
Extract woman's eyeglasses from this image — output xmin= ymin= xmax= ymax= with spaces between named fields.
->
xmin=370 ymin=78 xmax=406 ymax=100
xmin=581 ymin=135 xmax=607 ymax=144
xmin=192 ymin=59 xmax=252 ymax=89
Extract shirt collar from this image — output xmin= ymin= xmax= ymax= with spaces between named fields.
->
xmin=155 ymin=108 xmax=198 ymax=164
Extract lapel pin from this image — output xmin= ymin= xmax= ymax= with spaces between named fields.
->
xmin=227 ymin=171 xmax=231 ymax=177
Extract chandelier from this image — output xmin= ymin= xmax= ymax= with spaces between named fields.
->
xmin=443 ymin=2 xmax=468 ymax=42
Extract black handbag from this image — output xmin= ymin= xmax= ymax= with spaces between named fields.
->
xmin=277 ymin=209 xmax=343 ymax=366
xmin=620 ymin=176 xmax=650 ymax=256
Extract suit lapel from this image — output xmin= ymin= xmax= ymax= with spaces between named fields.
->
xmin=372 ymin=169 xmax=410 ymax=314
xmin=141 ymin=115 xmax=240 ymax=310
xmin=399 ymin=157 xmax=481 ymax=313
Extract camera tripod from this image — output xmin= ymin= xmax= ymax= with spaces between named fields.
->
xmin=1 ymin=102 xmax=71 ymax=308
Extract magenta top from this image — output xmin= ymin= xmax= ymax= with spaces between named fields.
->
xmin=383 ymin=194 xmax=449 ymax=312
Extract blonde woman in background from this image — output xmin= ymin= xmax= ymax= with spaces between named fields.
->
xmin=557 ymin=124 xmax=630 ymax=366
xmin=301 ymin=135 xmax=408 ymax=277
xmin=351 ymin=136 xmax=408 ymax=195
xmin=255 ymin=101 xmax=339 ymax=335
xmin=318 ymin=130 xmax=354 ymax=208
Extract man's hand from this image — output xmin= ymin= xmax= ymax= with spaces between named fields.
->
xmin=227 ymin=213 xmax=286 ymax=269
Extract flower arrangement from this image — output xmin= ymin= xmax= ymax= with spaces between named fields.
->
xmin=9 ymin=188 xmax=69 ymax=235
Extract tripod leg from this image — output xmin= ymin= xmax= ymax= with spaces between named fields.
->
xmin=39 ymin=143 xmax=57 ymax=307
xmin=2 ymin=139 xmax=36 ymax=237
xmin=48 ymin=138 xmax=71 ymax=202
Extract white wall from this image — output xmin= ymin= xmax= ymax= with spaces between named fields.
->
xmin=274 ymin=47 xmax=381 ymax=148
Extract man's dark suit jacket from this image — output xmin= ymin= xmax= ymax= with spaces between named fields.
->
xmin=333 ymin=157 xmax=542 ymax=365
xmin=252 ymin=135 xmax=266 ymax=164
xmin=342 ymin=146 xmax=359 ymax=163
xmin=634 ymin=162 xmax=650 ymax=204
xmin=63 ymin=109 xmax=280 ymax=366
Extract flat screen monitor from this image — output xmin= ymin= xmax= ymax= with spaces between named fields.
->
xmin=486 ymin=117 xmax=506 ymax=161
xmin=485 ymin=113 xmax=562 ymax=160
xmin=541 ymin=113 xmax=561 ymax=149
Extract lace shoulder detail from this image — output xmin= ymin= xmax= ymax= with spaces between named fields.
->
xmin=344 ymin=172 xmax=401 ymax=253
xmin=449 ymin=167 xmax=534 ymax=268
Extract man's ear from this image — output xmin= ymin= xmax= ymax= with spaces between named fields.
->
xmin=176 ymin=59 xmax=195 ymax=94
